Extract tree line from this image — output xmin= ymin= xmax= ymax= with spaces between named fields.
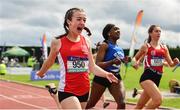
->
xmin=0 ymin=46 xmax=179 ymax=63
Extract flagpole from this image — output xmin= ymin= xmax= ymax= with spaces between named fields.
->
xmin=42 ymin=33 xmax=48 ymax=60
xmin=129 ymin=10 xmax=143 ymax=58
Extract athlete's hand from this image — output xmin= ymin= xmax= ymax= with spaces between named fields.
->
xmin=123 ymin=56 xmax=131 ymax=64
xmin=106 ymin=72 xmax=118 ymax=83
xmin=112 ymin=58 xmax=121 ymax=65
xmin=36 ymin=71 xmax=44 ymax=78
xmin=173 ymin=58 xmax=179 ymax=66
xmin=131 ymin=57 xmax=139 ymax=70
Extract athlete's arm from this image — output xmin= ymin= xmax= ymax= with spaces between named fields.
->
xmin=164 ymin=45 xmax=179 ymax=67
xmin=95 ymin=42 xmax=120 ymax=69
xmin=37 ymin=38 xmax=60 ymax=78
xmin=84 ymin=37 xmax=118 ymax=83
xmin=132 ymin=43 xmax=147 ymax=69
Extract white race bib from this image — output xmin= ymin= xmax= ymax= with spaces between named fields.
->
xmin=151 ymin=57 xmax=164 ymax=66
xmin=67 ymin=56 xmax=89 ymax=73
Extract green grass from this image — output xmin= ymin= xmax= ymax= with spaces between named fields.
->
xmin=122 ymin=66 xmax=180 ymax=90
xmin=0 ymin=66 xmax=180 ymax=108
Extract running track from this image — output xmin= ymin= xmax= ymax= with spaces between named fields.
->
xmin=0 ymin=80 xmax=136 ymax=109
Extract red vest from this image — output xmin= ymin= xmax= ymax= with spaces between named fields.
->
xmin=58 ymin=35 xmax=90 ymax=95
xmin=144 ymin=43 xmax=166 ymax=73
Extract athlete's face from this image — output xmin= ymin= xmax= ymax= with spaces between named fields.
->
xmin=68 ymin=11 xmax=86 ymax=36
xmin=108 ymin=26 xmax=120 ymax=40
xmin=150 ymin=26 xmax=161 ymax=41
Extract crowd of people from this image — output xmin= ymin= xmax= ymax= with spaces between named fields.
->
xmin=0 ymin=57 xmax=21 ymax=67
xmin=37 ymin=7 xmax=179 ymax=109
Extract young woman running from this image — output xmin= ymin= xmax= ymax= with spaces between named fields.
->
xmin=37 ymin=8 xmax=118 ymax=109
xmin=86 ymin=24 xmax=129 ymax=109
xmin=132 ymin=25 xmax=179 ymax=109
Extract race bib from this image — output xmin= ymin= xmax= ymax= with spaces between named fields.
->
xmin=67 ymin=56 xmax=89 ymax=73
xmin=151 ymin=57 xmax=164 ymax=66
xmin=114 ymin=52 xmax=124 ymax=61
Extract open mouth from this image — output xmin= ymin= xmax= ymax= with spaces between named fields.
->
xmin=77 ymin=27 xmax=83 ymax=31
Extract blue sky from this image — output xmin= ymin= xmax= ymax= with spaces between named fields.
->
xmin=0 ymin=0 xmax=180 ymax=49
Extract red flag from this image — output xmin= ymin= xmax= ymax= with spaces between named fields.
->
xmin=135 ymin=10 xmax=143 ymax=27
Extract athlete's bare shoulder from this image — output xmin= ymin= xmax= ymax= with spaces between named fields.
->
xmin=161 ymin=44 xmax=168 ymax=53
xmin=140 ymin=43 xmax=148 ymax=53
xmin=100 ymin=42 xmax=108 ymax=48
xmin=51 ymin=38 xmax=61 ymax=52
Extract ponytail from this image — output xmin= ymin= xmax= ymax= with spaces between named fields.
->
xmin=147 ymin=36 xmax=151 ymax=43
xmin=84 ymin=27 xmax=92 ymax=36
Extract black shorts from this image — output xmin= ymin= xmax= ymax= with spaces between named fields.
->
xmin=140 ymin=68 xmax=162 ymax=87
xmin=58 ymin=91 xmax=89 ymax=102
xmin=93 ymin=73 xmax=121 ymax=87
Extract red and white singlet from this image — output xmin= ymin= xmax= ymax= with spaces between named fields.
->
xmin=57 ymin=35 xmax=90 ymax=96
xmin=144 ymin=43 xmax=166 ymax=73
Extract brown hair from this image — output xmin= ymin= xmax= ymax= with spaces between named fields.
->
xmin=147 ymin=25 xmax=159 ymax=43
xmin=56 ymin=8 xmax=91 ymax=39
